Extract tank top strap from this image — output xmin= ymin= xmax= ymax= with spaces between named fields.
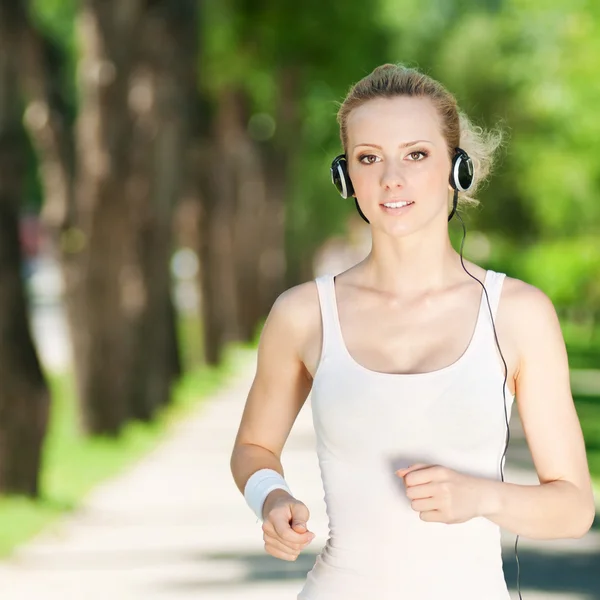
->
xmin=483 ymin=270 xmax=506 ymax=321
xmin=467 ymin=270 xmax=511 ymax=397
xmin=314 ymin=273 xmax=341 ymax=361
xmin=469 ymin=269 xmax=506 ymax=357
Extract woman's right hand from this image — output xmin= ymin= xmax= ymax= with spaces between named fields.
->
xmin=261 ymin=488 xmax=316 ymax=561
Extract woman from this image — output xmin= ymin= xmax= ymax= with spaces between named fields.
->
xmin=230 ymin=64 xmax=596 ymax=600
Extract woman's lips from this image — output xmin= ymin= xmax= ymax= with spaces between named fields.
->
xmin=380 ymin=201 xmax=414 ymax=215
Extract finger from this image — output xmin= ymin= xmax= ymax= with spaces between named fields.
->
xmin=402 ymin=465 xmax=436 ymax=486
xmin=411 ymin=496 xmax=438 ymax=512
xmin=405 ymin=482 xmax=435 ymax=500
xmin=272 ymin=516 xmax=314 ymax=544
xmin=261 ymin=520 xmax=275 ymax=534
xmin=264 ymin=540 xmax=299 ymax=561
xmin=281 ymin=526 xmax=315 ymax=545
xmin=264 ymin=533 xmax=313 ymax=561
xmin=419 ymin=509 xmax=442 ymax=522
xmin=396 ymin=463 xmax=429 ymax=477
xmin=264 ymin=531 xmax=312 ymax=554
xmin=264 ymin=529 xmax=308 ymax=552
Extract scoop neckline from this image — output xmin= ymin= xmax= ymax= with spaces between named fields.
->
xmin=329 ymin=270 xmax=491 ymax=379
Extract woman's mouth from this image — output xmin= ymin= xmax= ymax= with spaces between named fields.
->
xmin=380 ymin=200 xmax=414 ymax=214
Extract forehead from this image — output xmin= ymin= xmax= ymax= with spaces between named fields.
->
xmin=346 ymin=96 xmax=443 ymax=147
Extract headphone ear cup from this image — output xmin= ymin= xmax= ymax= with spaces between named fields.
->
xmin=330 ymin=155 xmax=355 ymax=198
xmin=450 ymin=148 xmax=474 ymax=192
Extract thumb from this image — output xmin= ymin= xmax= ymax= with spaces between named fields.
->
xmin=291 ymin=503 xmax=310 ymax=532
xmin=292 ymin=521 xmax=307 ymax=532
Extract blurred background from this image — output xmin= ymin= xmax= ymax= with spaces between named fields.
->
xmin=0 ymin=0 xmax=599 ymax=597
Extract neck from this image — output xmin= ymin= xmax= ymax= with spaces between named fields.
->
xmin=360 ymin=221 xmax=465 ymax=298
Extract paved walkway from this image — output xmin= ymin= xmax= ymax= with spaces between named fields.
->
xmin=0 ymin=348 xmax=598 ymax=600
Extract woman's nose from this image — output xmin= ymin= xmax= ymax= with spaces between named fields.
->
xmin=381 ymin=162 xmax=406 ymax=189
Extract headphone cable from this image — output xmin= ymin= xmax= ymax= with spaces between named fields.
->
xmin=454 ymin=206 xmax=523 ymax=600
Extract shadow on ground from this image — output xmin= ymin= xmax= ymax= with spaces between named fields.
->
xmin=501 ymin=544 xmax=600 ymax=600
xmin=133 ymin=543 xmax=600 ymax=599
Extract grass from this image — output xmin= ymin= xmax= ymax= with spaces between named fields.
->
xmin=0 ymin=312 xmax=257 ymax=559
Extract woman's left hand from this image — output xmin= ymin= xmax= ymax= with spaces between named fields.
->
xmin=396 ymin=463 xmax=496 ymax=524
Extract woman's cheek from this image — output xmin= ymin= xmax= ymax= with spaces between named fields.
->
xmin=355 ymin=168 xmax=379 ymax=191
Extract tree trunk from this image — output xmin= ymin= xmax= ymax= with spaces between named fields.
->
xmin=166 ymin=290 xmax=182 ymax=380
xmin=195 ymin=87 xmax=241 ymax=366
xmin=70 ymin=1 xmax=143 ymax=435
xmin=257 ymin=68 xmax=301 ymax=316
xmin=229 ymin=91 xmax=269 ymax=343
xmin=11 ymin=0 xmax=83 ymax=434
xmin=125 ymin=1 xmax=194 ymax=419
xmin=232 ymin=152 xmax=267 ymax=342
xmin=199 ymin=71 xmax=301 ymax=349
xmin=0 ymin=5 xmax=50 ymax=496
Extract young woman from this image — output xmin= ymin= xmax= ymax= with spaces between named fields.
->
xmin=230 ymin=64 xmax=596 ymax=600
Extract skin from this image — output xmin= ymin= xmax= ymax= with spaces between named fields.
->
xmin=231 ymin=95 xmax=596 ymax=562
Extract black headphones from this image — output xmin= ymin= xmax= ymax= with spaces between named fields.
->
xmin=330 ymin=147 xmax=474 ymax=223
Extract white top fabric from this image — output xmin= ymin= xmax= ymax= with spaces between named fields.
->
xmin=297 ymin=269 xmax=515 ymax=600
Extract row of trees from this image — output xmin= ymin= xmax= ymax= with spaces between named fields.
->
xmin=0 ymin=0 xmax=388 ymax=497
xmin=1 ymin=0 xmax=599 ymax=498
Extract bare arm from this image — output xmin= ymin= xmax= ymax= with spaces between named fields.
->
xmin=480 ymin=281 xmax=596 ymax=539
xmin=230 ymin=284 xmax=314 ymax=497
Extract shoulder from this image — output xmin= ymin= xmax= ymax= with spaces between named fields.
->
xmin=272 ymin=278 xmax=320 ymax=317
xmin=499 ymin=275 xmax=565 ymax=372
xmin=267 ymin=278 xmax=322 ymax=343
xmin=500 ymin=275 xmax=559 ymax=326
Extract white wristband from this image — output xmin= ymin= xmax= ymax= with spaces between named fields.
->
xmin=244 ymin=468 xmax=293 ymax=523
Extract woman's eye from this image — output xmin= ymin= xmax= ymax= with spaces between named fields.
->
xmin=358 ymin=154 xmax=379 ymax=164
xmin=408 ymin=150 xmax=428 ymax=161
xmin=358 ymin=151 xmax=427 ymax=164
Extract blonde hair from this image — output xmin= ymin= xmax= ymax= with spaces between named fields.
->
xmin=336 ymin=63 xmax=504 ymax=208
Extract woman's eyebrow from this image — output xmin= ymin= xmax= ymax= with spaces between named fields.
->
xmin=352 ymin=140 xmax=433 ymax=150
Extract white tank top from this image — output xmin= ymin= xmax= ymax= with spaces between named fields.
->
xmin=297 ymin=269 xmax=516 ymax=600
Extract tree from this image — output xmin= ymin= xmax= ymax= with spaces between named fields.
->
xmin=194 ymin=0 xmax=390 ymax=362
xmin=18 ymin=0 xmax=189 ymax=433
xmin=0 ymin=0 xmax=50 ymax=496
xmin=125 ymin=0 xmax=195 ymax=419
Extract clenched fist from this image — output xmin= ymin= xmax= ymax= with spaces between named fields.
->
xmin=396 ymin=463 xmax=494 ymax=524
xmin=261 ymin=488 xmax=316 ymax=561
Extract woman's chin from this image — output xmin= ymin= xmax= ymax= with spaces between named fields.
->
xmin=373 ymin=218 xmax=416 ymax=238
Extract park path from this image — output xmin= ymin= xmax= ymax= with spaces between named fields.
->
xmin=0 ymin=347 xmax=598 ymax=600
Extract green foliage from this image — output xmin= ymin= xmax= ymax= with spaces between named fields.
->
xmin=23 ymin=0 xmax=600 ymax=305
xmin=21 ymin=0 xmax=77 ymax=212
xmin=564 ymin=321 xmax=600 ymax=370
xmin=572 ymin=395 xmax=600 ymax=490
xmin=31 ymin=0 xmax=77 ymax=45
xmin=515 ymin=237 xmax=600 ymax=311
xmin=376 ymin=0 xmax=600 ymax=243
xmin=30 ymin=0 xmax=77 ymax=101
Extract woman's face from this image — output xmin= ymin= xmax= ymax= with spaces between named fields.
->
xmin=345 ymin=95 xmax=453 ymax=236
